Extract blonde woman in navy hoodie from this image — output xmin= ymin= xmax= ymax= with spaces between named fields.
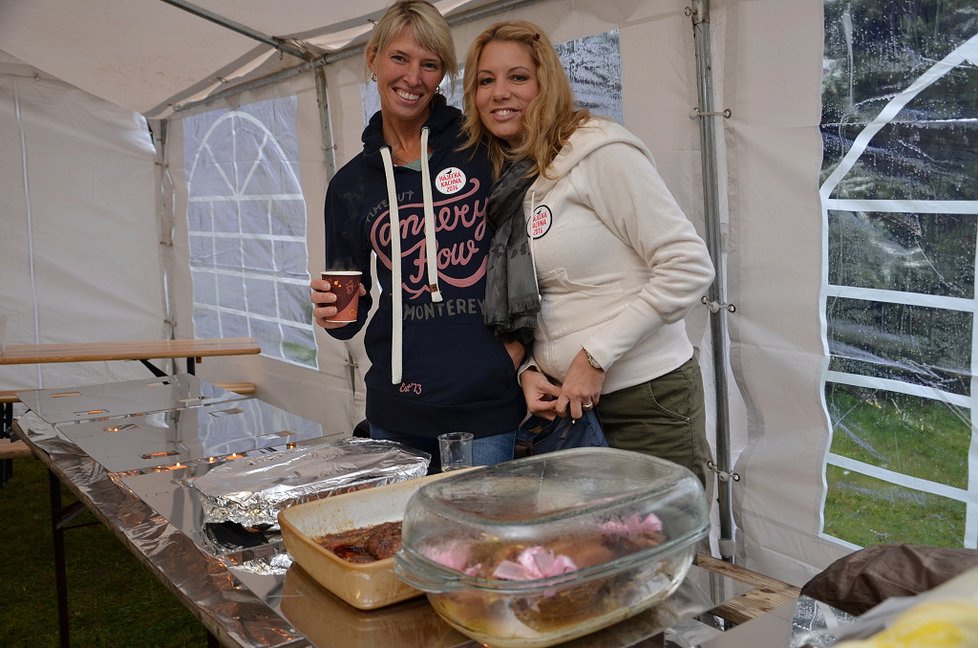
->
xmin=309 ymin=1 xmax=525 ymax=472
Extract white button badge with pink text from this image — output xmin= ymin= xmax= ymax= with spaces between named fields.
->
xmin=436 ymin=167 xmax=466 ymax=194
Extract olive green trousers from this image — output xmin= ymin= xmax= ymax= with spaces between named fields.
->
xmin=596 ymin=355 xmax=712 ymax=487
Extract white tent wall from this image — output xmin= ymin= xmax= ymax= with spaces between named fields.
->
xmin=722 ymin=0 xmax=851 ymax=584
xmin=0 ymin=51 xmax=167 ymax=391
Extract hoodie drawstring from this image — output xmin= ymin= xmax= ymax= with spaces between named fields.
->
xmin=379 ymin=146 xmax=404 ymax=384
xmin=379 ymin=128 xmax=441 ymax=385
xmin=420 ymin=127 xmax=443 ymax=303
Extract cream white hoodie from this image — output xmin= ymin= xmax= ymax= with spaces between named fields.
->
xmin=523 ymin=118 xmax=715 ymax=392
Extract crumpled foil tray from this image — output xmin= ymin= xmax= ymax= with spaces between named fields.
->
xmin=190 ymin=438 xmax=431 ymax=529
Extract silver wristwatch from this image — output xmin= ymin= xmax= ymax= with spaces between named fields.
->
xmin=584 ymin=349 xmax=603 ymax=370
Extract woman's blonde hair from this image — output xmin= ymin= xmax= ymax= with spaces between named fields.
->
xmin=461 ymin=20 xmax=588 ymax=179
xmin=367 ymin=0 xmax=457 ymax=82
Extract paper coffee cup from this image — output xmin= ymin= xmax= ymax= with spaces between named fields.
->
xmin=321 ymin=271 xmax=362 ymax=323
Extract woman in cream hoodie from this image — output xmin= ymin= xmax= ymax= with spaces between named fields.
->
xmin=462 ymin=20 xmax=715 ymax=484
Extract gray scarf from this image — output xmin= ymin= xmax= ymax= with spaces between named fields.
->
xmin=483 ymin=158 xmax=540 ymax=345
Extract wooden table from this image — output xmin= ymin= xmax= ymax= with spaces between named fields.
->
xmin=13 ymin=405 xmax=809 ymax=648
xmin=0 ymin=337 xmax=261 ymax=376
xmin=14 ymin=398 xmax=807 ymax=648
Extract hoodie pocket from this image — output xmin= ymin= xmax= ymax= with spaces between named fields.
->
xmin=538 ymin=268 xmax=622 ymax=338
xmin=396 ymin=319 xmax=517 ymax=404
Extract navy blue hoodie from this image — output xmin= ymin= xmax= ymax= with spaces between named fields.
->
xmin=324 ymin=97 xmax=525 ymax=439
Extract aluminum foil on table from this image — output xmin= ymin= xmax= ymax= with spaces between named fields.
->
xmin=16 ymin=374 xmax=246 ymax=425
xmin=788 ymin=594 xmax=856 ymax=647
xmin=13 ymin=411 xmax=308 ymax=648
xmin=189 ymin=437 xmax=431 ymax=529
xmin=14 ymin=410 xmax=793 ymax=648
xmin=54 ymin=397 xmax=330 ymax=473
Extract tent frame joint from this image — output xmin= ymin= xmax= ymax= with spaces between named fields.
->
xmin=690 ymin=106 xmax=731 ymax=119
xmin=708 ymin=461 xmax=741 ymax=483
xmin=702 ymin=296 xmax=736 ymax=314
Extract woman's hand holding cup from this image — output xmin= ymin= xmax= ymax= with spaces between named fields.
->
xmin=311 ymin=271 xmax=364 ymax=329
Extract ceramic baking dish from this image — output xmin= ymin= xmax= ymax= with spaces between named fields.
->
xmin=278 ymin=470 xmax=465 ymax=610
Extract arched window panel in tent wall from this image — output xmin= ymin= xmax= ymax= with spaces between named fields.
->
xmin=820 ymin=0 xmax=978 ymax=550
xmin=182 ymin=96 xmax=317 ymax=369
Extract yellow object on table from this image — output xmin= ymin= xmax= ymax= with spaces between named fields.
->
xmin=836 ymin=600 xmax=978 ymax=647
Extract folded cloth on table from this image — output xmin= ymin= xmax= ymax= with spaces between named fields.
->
xmin=800 ymin=544 xmax=978 ymax=616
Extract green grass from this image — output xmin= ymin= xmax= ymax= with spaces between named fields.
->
xmin=824 ymin=464 xmax=966 ymax=547
xmin=827 ymin=386 xmax=970 ymax=488
xmin=824 ymin=384 xmax=970 ymax=548
xmin=0 ymin=455 xmax=204 ymax=647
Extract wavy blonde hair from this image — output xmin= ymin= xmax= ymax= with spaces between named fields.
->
xmin=461 ymin=20 xmax=589 ymax=179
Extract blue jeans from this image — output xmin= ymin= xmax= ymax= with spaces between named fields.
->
xmin=369 ymin=424 xmax=516 ymax=474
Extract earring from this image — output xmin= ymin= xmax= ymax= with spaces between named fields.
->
xmin=370 ymin=72 xmax=377 ymax=82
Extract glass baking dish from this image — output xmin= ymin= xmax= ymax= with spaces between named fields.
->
xmin=394 ymin=448 xmax=709 ymax=647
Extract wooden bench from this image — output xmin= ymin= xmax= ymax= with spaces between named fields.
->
xmin=214 ymin=382 xmax=257 ymax=395
xmin=1 ymin=382 xmax=255 ymax=404
xmin=0 ymin=439 xmax=31 ymax=460
xmin=695 ymin=553 xmax=801 ymax=624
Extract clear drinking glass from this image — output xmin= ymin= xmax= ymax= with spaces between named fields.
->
xmin=437 ymin=432 xmax=473 ymax=471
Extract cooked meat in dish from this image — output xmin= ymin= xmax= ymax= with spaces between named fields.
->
xmin=314 ymin=520 xmax=402 ymax=563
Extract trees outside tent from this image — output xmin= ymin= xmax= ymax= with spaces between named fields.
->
xmin=820 ymin=0 xmax=978 ymax=548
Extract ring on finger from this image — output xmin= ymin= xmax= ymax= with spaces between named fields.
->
xmin=582 ymin=401 xmax=593 ymax=410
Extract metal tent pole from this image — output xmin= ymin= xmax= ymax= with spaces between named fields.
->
xmin=158 ymin=0 xmax=314 ymax=61
xmin=688 ymin=0 xmax=737 ymax=562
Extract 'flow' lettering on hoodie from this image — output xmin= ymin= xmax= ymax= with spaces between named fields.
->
xmin=371 ymin=180 xmax=489 ymax=300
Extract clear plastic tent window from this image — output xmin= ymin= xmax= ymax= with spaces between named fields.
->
xmin=820 ymin=1 xmax=978 ymax=549
xmin=183 ymin=96 xmax=316 ymax=368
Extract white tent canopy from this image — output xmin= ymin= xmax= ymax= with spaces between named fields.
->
xmin=6 ymin=0 xmax=966 ymax=587
xmin=0 ymin=0 xmax=477 ymax=117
